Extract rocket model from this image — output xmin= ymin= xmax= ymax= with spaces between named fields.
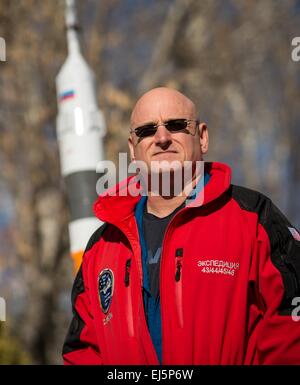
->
xmin=56 ymin=0 xmax=106 ymax=272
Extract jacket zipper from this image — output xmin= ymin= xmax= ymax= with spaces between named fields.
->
xmin=175 ymin=248 xmax=184 ymax=328
xmin=127 ymin=224 xmax=160 ymax=363
xmin=124 ymin=258 xmax=134 ymax=337
xmin=124 ymin=258 xmax=131 ymax=287
xmin=107 ymin=221 xmax=159 ymax=363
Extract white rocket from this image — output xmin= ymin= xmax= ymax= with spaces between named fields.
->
xmin=56 ymin=0 xmax=105 ymax=272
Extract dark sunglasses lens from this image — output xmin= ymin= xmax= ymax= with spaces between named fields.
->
xmin=166 ymin=119 xmax=188 ymax=132
xmin=135 ymin=124 xmax=156 ymax=138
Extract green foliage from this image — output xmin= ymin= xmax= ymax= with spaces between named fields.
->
xmin=0 ymin=323 xmax=31 ymax=364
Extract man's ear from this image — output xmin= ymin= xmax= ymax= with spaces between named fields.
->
xmin=128 ymin=136 xmax=135 ymax=161
xmin=199 ymin=123 xmax=209 ymax=154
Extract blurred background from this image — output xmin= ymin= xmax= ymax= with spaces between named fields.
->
xmin=0 ymin=0 xmax=299 ymax=364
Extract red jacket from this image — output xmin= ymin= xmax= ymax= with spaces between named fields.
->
xmin=63 ymin=162 xmax=300 ymax=364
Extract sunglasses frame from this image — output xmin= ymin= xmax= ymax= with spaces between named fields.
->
xmin=130 ymin=118 xmax=199 ymax=138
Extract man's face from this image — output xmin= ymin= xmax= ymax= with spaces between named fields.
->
xmin=128 ymin=88 xmax=208 ymax=173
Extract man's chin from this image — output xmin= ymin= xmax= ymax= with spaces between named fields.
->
xmin=149 ymin=159 xmax=183 ymax=174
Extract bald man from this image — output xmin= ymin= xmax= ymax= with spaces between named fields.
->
xmin=63 ymin=88 xmax=300 ymax=365
xmin=128 ymin=87 xmax=208 ymax=217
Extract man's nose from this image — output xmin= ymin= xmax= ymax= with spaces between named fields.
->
xmin=154 ymin=124 xmax=172 ymax=146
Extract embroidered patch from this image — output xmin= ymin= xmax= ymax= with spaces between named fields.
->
xmin=288 ymin=227 xmax=300 ymax=242
xmin=98 ymin=269 xmax=114 ymax=314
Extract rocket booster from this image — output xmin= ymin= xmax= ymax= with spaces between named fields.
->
xmin=56 ymin=0 xmax=105 ymax=272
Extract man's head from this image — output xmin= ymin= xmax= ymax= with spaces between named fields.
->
xmin=128 ymin=87 xmax=209 ymax=173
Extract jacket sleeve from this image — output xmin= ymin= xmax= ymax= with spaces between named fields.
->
xmin=62 ymin=262 xmax=102 ymax=365
xmin=62 ymin=225 xmax=107 ymax=365
xmin=255 ymin=200 xmax=300 ymax=364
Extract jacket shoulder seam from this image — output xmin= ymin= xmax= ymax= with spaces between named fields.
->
xmin=230 ymin=184 xmax=271 ymax=226
xmin=85 ymin=222 xmax=108 ymax=253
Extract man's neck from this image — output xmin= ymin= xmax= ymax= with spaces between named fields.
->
xmin=146 ymin=195 xmax=186 ymax=218
xmin=146 ymin=173 xmax=202 ymax=218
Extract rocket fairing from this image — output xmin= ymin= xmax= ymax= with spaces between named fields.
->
xmin=56 ymin=0 xmax=106 ymax=272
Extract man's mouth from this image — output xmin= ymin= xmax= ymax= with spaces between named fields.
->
xmin=152 ymin=151 xmax=178 ymax=156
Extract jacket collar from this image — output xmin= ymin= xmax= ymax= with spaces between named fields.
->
xmin=94 ymin=162 xmax=232 ymax=226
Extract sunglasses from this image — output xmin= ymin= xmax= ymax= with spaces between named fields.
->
xmin=130 ymin=118 xmax=199 ymax=138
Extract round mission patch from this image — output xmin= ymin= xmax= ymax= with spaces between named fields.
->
xmin=98 ymin=268 xmax=114 ymax=314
